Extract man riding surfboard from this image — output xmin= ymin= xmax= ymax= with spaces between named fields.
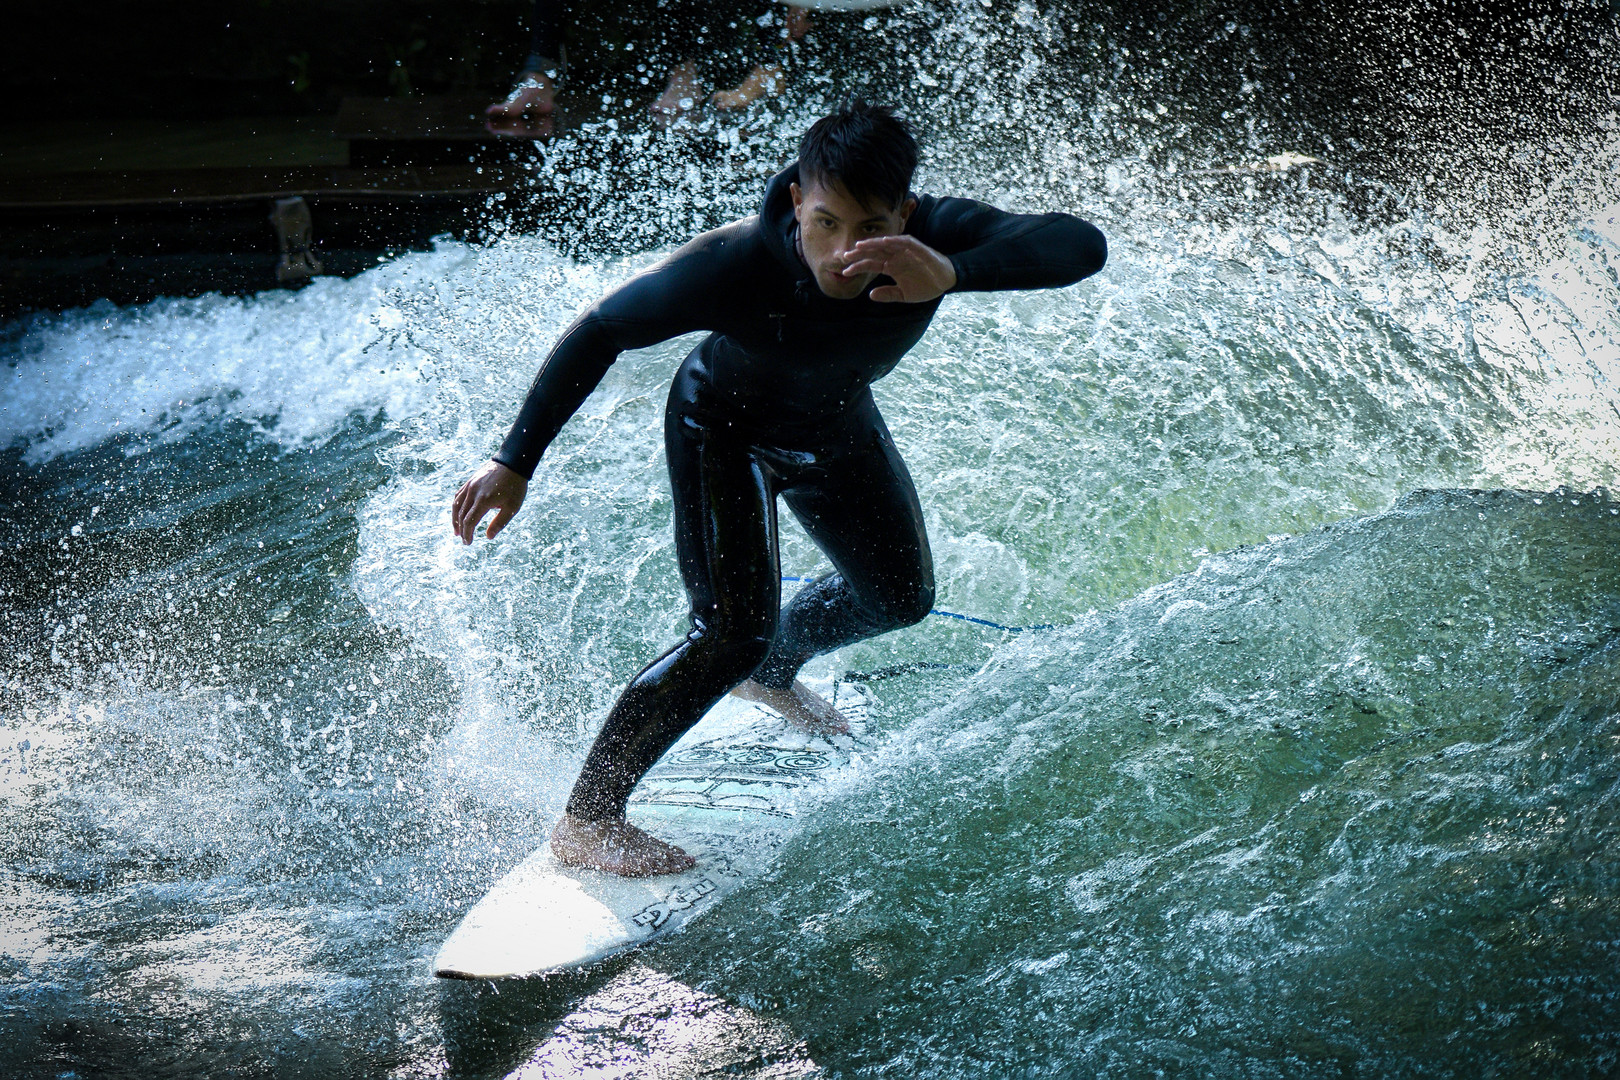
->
xmin=452 ymin=102 xmax=1106 ymax=876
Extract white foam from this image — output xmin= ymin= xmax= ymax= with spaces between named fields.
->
xmin=0 ymin=243 xmax=488 ymax=462
xmin=346 ymin=236 xmax=686 ymax=762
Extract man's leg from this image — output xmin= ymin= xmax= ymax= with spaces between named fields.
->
xmin=710 ymin=6 xmax=812 ymax=110
xmin=555 ymin=417 xmax=780 ymax=875
xmin=487 ymin=0 xmax=564 ymax=122
xmin=750 ymin=413 xmax=934 ymax=693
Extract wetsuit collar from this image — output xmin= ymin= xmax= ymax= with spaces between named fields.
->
xmin=761 ymin=163 xmax=814 ymax=280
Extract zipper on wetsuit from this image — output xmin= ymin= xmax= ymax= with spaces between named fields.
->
xmin=772 ymin=280 xmax=812 ymax=341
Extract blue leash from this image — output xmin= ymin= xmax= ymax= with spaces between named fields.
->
xmin=780 ymin=575 xmax=1055 ymax=634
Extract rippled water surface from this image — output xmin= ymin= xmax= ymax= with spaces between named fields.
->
xmin=4 ymin=2 xmax=1619 ymax=1076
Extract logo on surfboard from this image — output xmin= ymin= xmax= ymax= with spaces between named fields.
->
xmin=632 ymin=876 xmax=718 ymax=930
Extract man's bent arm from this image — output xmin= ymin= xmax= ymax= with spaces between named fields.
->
xmin=919 ymin=197 xmax=1107 ymax=294
xmin=493 ymin=236 xmax=728 ymax=478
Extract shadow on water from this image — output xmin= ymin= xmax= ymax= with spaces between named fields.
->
xmin=437 ymin=960 xmax=629 ymax=1078
xmin=438 ymin=954 xmax=820 ymax=1078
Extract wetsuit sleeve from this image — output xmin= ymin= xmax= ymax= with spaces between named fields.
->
xmin=493 ymin=237 xmax=728 ymax=479
xmin=918 ymin=197 xmax=1107 ymax=293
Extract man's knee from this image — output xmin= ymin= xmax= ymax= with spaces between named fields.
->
xmin=872 ymin=577 xmax=933 ymax=629
xmin=716 ymin=634 xmax=774 ymax=684
xmin=694 ymin=626 xmax=774 ymax=684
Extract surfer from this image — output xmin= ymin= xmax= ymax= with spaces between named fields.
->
xmin=451 ymin=102 xmax=1106 ymax=876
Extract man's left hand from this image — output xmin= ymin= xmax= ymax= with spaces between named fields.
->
xmin=841 ymin=236 xmax=958 ymax=303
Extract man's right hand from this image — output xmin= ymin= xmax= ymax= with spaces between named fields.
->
xmin=451 ymin=459 xmax=528 ymax=545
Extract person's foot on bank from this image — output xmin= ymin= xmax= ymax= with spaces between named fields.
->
xmin=485 ymin=111 xmax=556 ymax=140
xmin=732 ymin=678 xmax=851 ymax=736
xmin=710 ymin=63 xmax=786 ymax=110
xmin=650 ymin=59 xmax=704 ymax=124
xmin=551 ymin=813 xmax=697 ymax=877
xmin=487 ymin=71 xmax=557 ymax=120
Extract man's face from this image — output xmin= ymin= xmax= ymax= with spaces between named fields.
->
xmin=791 ymin=176 xmax=917 ymax=299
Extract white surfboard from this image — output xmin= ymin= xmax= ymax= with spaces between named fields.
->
xmin=434 ymin=680 xmax=869 ymax=979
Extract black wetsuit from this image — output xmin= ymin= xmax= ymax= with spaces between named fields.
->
xmin=496 ymin=163 xmax=1106 ymax=821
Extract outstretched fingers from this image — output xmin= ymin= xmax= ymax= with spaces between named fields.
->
xmin=843 ymin=234 xmax=955 ymax=303
xmin=841 ymin=236 xmax=907 ymax=277
xmin=840 ymin=256 xmax=890 ymax=278
xmin=454 ymin=487 xmax=494 ymax=545
xmin=451 ymin=484 xmax=469 ymax=535
xmin=485 ymin=505 xmax=514 ymax=541
xmin=851 ymin=236 xmax=910 ymax=256
xmin=450 ymin=460 xmax=528 ymax=546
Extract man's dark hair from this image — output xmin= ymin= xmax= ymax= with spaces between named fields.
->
xmin=798 ymin=101 xmax=918 ymax=211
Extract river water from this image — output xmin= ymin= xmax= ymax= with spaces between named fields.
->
xmin=4 ymin=2 xmax=1619 ymax=1076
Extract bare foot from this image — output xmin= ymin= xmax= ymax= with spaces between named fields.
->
xmin=486 ymin=71 xmax=556 ymax=120
xmin=551 ymin=813 xmax=697 ymax=877
xmin=731 ymin=679 xmax=850 ymax=736
xmin=710 ymin=63 xmax=786 ymax=110
xmin=484 ymin=111 xmax=556 ymax=140
xmin=784 ymin=6 xmax=814 ymax=41
xmin=650 ymin=59 xmax=703 ymax=124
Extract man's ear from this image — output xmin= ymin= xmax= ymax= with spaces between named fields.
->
xmin=898 ymin=196 xmax=918 ymax=230
xmin=790 ymin=182 xmax=804 ymax=216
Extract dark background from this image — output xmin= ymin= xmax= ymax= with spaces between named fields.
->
xmin=4 ymin=0 xmax=769 ymax=119
xmin=2 ymin=0 xmax=1616 ymax=316
xmin=5 ymin=0 xmax=1615 ymax=162
xmin=3 ymin=1 xmax=1607 ymax=136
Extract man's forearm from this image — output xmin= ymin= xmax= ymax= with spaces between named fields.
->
xmin=493 ymin=317 xmax=622 ymax=479
xmin=949 ymin=213 xmax=1107 ymax=293
xmin=493 ymin=242 xmax=718 ymax=477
